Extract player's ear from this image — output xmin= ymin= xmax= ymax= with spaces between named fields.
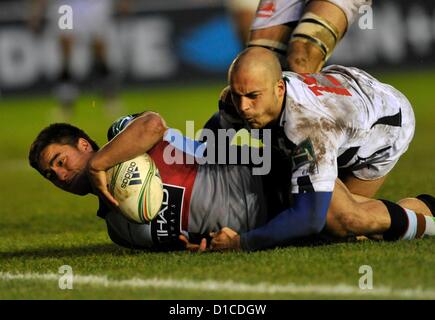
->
xmin=276 ymin=78 xmax=285 ymax=97
xmin=77 ymin=138 xmax=91 ymax=152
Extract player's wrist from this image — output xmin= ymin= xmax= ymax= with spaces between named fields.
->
xmin=233 ymin=234 xmax=241 ymax=251
xmin=88 ymin=153 xmax=109 ymax=172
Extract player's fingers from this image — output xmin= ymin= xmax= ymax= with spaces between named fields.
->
xmin=101 ymin=189 xmax=119 ymax=207
xmin=199 ymin=238 xmax=207 ymax=252
xmin=96 ymin=182 xmax=117 ymax=206
xmin=179 ymin=235 xmax=195 ymax=250
xmin=179 ymin=235 xmax=203 ymax=253
xmin=209 ymin=239 xmax=217 ymax=250
xmin=210 ymin=238 xmax=224 ymax=251
xmin=221 ymin=227 xmax=237 ymax=237
xmin=179 ymin=235 xmax=188 ymax=245
xmin=212 ymin=232 xmax=229 ymax=242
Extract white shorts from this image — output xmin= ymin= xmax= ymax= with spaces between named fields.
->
xmin=343 ymin=88 xmax=415 ymax=181
xmin=251 ymin=0 xmax=304 ymax=30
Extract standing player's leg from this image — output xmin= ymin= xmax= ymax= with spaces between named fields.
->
xmin=86 ymin=0 xmax=122 ymax=116
xmin=54 ymin=34 xmax=79 ymax=119
xmin=248 ymin=0 xmax=370 ymax=72
xmin=249 ymin=24 xmax=295 ymax=69
xmin=226 ymin=0 xmax=260 ymax=45
xmin=248 ymin=0 xmax=304 ymax=69
xmin=288 ymin=0 xmax=348 ymax=72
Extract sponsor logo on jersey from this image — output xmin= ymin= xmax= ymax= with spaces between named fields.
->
xmin=151 ymin=184 xmax=183 ymax=246
xmin=291 ymin=138 xmax=318 ymax=174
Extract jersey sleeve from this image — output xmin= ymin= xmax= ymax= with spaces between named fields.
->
xmin=107 ymin=113 xmax=142 ymax=141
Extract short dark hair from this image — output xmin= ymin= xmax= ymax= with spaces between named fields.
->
xmin=29 ymin=123 xmax=99 ymax=175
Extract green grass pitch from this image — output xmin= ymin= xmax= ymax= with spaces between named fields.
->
xmin=0 ymin=70 xmax=434 ymax=299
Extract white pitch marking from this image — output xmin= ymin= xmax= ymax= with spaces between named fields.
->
xmin=1 ymin=272 xmax=435 ymax=299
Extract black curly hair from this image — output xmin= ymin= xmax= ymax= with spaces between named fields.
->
xmin=29 ymin=123 xmax=99 ymax=175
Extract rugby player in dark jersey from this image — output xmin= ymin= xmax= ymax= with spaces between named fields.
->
xmin=29 ymin=112 xmax=270 ymax=251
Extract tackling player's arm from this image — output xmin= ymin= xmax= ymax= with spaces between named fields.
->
xmin=211 ymin=118 xmax=341 ymax=251
xmin=210 ymin=192 xmax=332 ymax=251
xmin=240 ymin=192 xmax=332 ymax=250
xmin=88 ymin=111 xmax=167 ymax=206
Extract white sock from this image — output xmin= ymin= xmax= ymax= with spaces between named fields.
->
xmin=401 ymin=209 xmax=418 ymax=240
xmin=424 ymin=216 xmax=435 ymax=237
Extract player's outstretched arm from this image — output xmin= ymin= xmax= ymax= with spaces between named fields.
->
xmin=239 ymin=192 xmax=332 ymax=251
xmin=209 ymin=192 xmax=332 ymax=251
xmin=87 ymin=112 xmax=167 ymax=206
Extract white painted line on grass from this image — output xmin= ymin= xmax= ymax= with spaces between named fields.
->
xmin=1 ymin=271 xmax=435 ymax=299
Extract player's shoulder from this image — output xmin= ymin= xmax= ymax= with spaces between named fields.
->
xmin=107 ymin=113 xmax=142 ymax=141
xmin=322 ymin=64 xmax=374 ymax=82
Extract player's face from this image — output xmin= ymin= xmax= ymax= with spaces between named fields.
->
xmin=230 ymin=70 xmax=285 ymax=128
xmin=38 ymin=138 xmax=94 ymax=195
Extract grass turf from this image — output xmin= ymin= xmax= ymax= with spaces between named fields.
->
xmin=0 ymin=70 xmax=434 ymax=299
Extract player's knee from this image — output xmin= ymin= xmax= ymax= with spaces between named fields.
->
xmin=326 ymin=210 xmax=347 ymax=237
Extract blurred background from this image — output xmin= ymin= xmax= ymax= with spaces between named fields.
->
xmin=0 ymin=0 xmax=434 ymax=95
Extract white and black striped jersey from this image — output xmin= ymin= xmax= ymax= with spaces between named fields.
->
xmin=220 ymin=65 xmax=415 ymax=194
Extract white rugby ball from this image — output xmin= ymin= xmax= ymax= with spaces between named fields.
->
xmin=107 ymin=154 xmax=164 ymax=223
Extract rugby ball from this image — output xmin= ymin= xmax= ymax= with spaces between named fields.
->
xmin=106 ymin=154 xmax=164 ymax=223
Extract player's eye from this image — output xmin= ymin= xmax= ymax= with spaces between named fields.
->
xmin=246 ymin=93 xmax=259 ymax=99
xmin=57 ymin=156 xmax=66 ymax=167
xmin=231 ymin=92 xmax=240 ymax=100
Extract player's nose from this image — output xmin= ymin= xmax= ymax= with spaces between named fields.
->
xmin=239 ymin=96 xmax=251 ymax=113
xmin=54 ymin=167 xmax=69 ymax=182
